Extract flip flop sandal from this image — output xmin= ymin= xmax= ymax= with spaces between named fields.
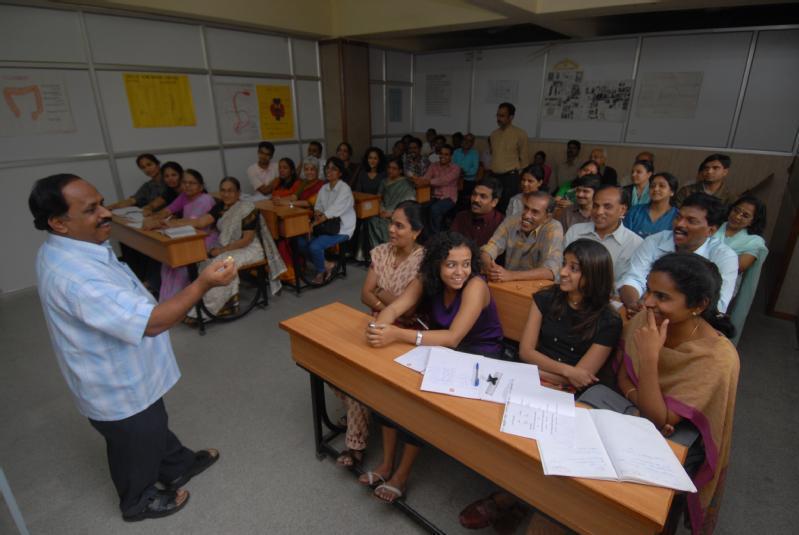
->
xmin=167 ymin=449 xmax=220 ymax=490
xmin=123 ymin=489 xmax=190 ymax=522
xmin=374 ymin=483 xmax=404 ymax=504
xmin=358 ymin=471 xmax=386 ymax=488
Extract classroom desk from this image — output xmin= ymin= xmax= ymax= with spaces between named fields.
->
xmin=488 ymin=280 xmax=554 ymax=341
xmin=280 ymin=302 xmax=685 ymax=535
xmin=254 ymin=199 xmax=312 ymax=239
xmin=111 ymin=216 xmax=207 ymax=267
xmin=353 ymin=192 xmax=381 ymax=219
xmin=415 ymin=184 xmax=431 ymax=204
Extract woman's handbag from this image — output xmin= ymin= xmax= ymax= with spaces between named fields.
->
xmin=312 ymin=216 xmax=341 ymax=237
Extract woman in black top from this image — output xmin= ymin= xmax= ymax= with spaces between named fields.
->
xmin=519 ymin=238 xmax=622 ymax=390
xmin=351 ymin=146 xmax=387 ymax=194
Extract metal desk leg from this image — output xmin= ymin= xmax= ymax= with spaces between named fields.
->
xmin=187 ymin=263 xmax=206 ymax=335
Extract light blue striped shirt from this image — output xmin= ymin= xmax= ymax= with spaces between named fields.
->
xmin=36 ymin=234 xmax=180 ymax=421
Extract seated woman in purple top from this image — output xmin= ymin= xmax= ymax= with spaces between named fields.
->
xmin=362 ymin=231 xmax=503 ymax=504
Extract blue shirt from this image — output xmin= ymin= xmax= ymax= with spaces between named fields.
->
xmin=618 ymin=230 xmax=738 ymax=313
xmin=452 ymin=148 xmax=479 ymax=181
xmin=624 ymin=204 xmax=678 ymax=239
xmin=36 ymin=234 xmax=180 ymax=421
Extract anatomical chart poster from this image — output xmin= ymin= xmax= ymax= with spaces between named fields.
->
xmin=214 ymin=82 xmax=259 ymax=142
xmin=256 ymin=84 xmax=294 ymax=139
xmin=0 ymin=73 xmax=75 ymax=136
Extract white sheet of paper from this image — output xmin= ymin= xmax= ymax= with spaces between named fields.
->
xmin=161 ymin=225 xmax=197 ymax=238
xmin=394 ymin=346 xmax=432 ymax=374
xmin=592 ymin=410 xmax=697 ymax=492
xmin=419 ymin=347 xmax=481 ymax=399
xmin=479 ymin=360 xmax=540 ymax=404
xmin=112 ymin=207 xmax=143 ymax=217
xmin=500 ymin=381 xmax=575 ymax=443
xmin=538 ymin=408 xmax=618 ymax=480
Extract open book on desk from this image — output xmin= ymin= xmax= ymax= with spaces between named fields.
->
xmin=500 ymin=379 xmax=575 ymax=443
xmin=538 ymin=408 xmax=697 ymax=492
xmin=417 ymin=347 xmax=540 ymax=404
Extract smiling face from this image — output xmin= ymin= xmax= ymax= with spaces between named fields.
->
xmin=408 ymin=141 xmax=421 ymax=156
xmin=643 ymin=270 xmax=701 ymax=326
xmin=386 ymin=160 xmax=402 ymax=179
xmin=470 ymin=184 xmax=498 ymax=215
xmin=672 ymin=205 xmax=714 ymax=251
xmin=308 ymin=144 xmax=322 ymax=158
xmin=181 ymin=173 xmax=203 ymax=198
xmin=520 ymin=195 xmax=550 ymax=233
xmin=303 ymin=163 xmax=319 ymax=181
xmin=631 ymin=163 xmax=652 ymax=186
xmin=438 ymin=147 xmax=452 ymax=166
xmin=727 ymin=201 xmax=755 ymax=232
xmin=219 ymin=179 xmax=240 ymax=207
xmin=162 ymin=167 xmax=181 ymax=189
xmin=439 ymin=245 xmax=472 ymax=292
xmin=574 ymin=186 xmax=594 ymax=209
xmin=649 ymin=175 xmax=674 ymax=203
xmin=336 ymin=144 xmax=351 ymax=162
xmin=326 ymin=162 xmax=342 ymax=185
xmin=50 ymin=179 xmax=113 ymax=244
xmin=579 ymin=162 xmax=599 ymax=177
xmin=566 ymin=142 xmax=580 ymax=160
xmin=463 ymin=135 xmax=475 ymax=151
xmin=388 ymin=207 xmax=419 ymax=248
xmin=559 ymin=252 xmax=583 ymax=295
xmin=591 ymin=188 xmax=626 ymax=233
xmin=520 ymin=172 xmax=542 ymax=194
xmin=137 ymin=157 xmax=160 ymax=179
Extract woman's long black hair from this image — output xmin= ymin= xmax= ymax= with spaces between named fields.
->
xmin=545 ymin=239 xmax=616 ymax=341
xmin=649 ymin=252 xmax=735 ymax=338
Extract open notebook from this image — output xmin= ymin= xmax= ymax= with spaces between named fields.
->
xmin=538 ymin=408 xmax=697 ymax=492
xmin=408 ymin=347 xmax=540 ymax=404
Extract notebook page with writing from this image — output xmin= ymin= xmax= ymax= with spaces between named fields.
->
xmin=591 ymin=410 xmax=697 ymax=492
xmin=538 ymin=408 xmax=618 ymax=480
xmin=419 ymin=348 xmax=481 ymax=399
xmin=500 ymin=381 xmax=576 ymax=443
xmin=394 ymin=346 xmax=433 ymax=373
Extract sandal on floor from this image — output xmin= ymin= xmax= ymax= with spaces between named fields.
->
xmin=123 ymin=489 xmax=189 ymax=522
xmin=167 ymin=449 xmax=220 ymax=490
xmin=358 ymin=471 xmax=386 ymax=488
xmin=336 ymin=449 xmax=363 ymax=468
xmin=459 ymin=492 xmax=504 ymax=530
xmin=374 ymin=483 xmax=404 ymax=504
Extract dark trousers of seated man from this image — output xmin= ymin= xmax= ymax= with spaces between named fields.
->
xmin=429 ymin=197 xmax=455 ymax=235
xmin=89 ymin=398 xmax=195 ymax=516
xmin=493 ymin=171 xmax=520 ymax=214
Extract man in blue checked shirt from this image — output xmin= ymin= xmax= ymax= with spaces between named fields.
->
xmin=29 ymin=174 xmax=236 ymax=522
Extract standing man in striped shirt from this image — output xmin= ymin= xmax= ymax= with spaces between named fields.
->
xmin=490 ymin=102 xmax=530 ymax=214
xmin=29 ymin=174 xmax=236 ymax=522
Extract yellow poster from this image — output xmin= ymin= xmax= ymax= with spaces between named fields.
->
xmin=124 ymin=73 xmax=196 ymax=128
xmin=256 ymin=84 xmax=294 ymax=139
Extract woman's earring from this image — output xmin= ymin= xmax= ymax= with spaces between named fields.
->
xmin=692 ymin=311 xmax=698 ymax=316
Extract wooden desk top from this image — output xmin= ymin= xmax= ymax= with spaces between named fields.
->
xmin=280 ymin=303 xmax=685 ymax=535
xmin=352 ymin=191 xmax=380 ymax=201
xmin=253 ymin=199 xmax=312 ymax=218
xmin=111 ymin=217 xmax=207 ymax=268
xmin=489 ymin=280 xmax=554 ymax=341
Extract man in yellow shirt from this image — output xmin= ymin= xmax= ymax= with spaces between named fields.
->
xmin=489 ymin=102 xmax=530 ymax=214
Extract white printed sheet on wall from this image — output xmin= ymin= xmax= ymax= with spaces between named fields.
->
xmin=214 ymin=82 xmax=260 ymax=142
xmin=635 ymin=72 xmax=704 ymax=119
xmin=0 ymin=73 xmax=76 ymax=136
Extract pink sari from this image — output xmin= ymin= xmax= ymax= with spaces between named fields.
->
xmin=159 ymin=193 xmax=217 ymax=301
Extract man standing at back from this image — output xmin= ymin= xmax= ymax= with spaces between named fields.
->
xmin=490 ymin=102 xmax=529 ymax=213
xmin=29 ymin=174 xmax=236 ymax=521
xmin=554 ymin=139 xmax=581 ymax=193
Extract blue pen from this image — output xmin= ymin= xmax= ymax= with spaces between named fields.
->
xmin=473 ymin=362 xmax=480 ymax=387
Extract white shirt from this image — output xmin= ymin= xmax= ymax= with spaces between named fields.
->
xmin=315 ymin=180 xmax=356 ymax=238
xmin=564 ymin=221 xmax=643 ymax=289
xmin=247 ymin=161 xmax=278 ymax=192
xmin=618 ymin=230 xmax=738 ymax=312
